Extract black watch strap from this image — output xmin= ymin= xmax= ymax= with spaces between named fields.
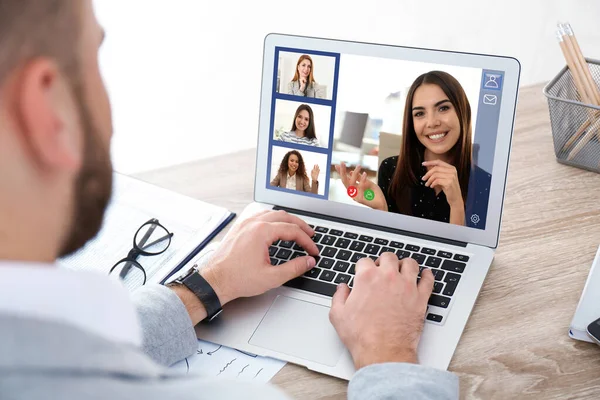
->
xmin=177 ymin=268 xmax=222 ymax=321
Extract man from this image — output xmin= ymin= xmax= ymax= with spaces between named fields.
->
xmin=0 ymin=1 xmax=458 ymax=399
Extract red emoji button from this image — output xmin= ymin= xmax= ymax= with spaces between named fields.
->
xmin=347 ymin=186 xmax=358 ymax=198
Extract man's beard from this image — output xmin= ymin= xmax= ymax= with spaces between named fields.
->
xmin=58 ymin=85 xmax=113 ymax=257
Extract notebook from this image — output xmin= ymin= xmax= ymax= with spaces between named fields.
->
xmin=58 ymin=173 xmax=235 ymax=290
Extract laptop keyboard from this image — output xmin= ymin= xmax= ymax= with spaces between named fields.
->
xmin=271 ymin=224 xmax=471 ymax=325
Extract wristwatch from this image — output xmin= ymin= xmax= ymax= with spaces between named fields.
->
xmin=171 ymin=265 xmax=223 ymax=322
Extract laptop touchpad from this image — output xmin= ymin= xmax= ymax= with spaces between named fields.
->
xmin=249 ymin=295 xmax=345 ymax=367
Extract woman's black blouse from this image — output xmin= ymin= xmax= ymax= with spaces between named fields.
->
xmin=377 ymin=156 xmax=492 ymax=229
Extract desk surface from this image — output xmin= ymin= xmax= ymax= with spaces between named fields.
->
xmin=135 ymin=83 xmax=600 ymax=399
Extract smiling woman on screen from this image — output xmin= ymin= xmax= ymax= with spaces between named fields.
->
xmin=287 ymin=54 xmax=325 ymax=99
xmin=271 ymin=150 xmax=320 ymax=194
xmin=278 ymin=104 xmax=320 ymax=147
xmin=336 ymin=70 xmax=491 ymax=227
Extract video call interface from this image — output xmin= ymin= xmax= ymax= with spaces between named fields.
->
xmin=266 ymin=46 xmax=505 ymax=230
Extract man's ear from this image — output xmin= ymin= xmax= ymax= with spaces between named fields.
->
xmin=15 ymin=59 xmax=82 ymax=171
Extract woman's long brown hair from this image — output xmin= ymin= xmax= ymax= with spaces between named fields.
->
xmin=277 ymin=150 xmax=308 ymax=181
xmin=290 ymin=104 xmax=317 ymax=140
xmin=292 ymin=54 xmax=316 ymax=86
xmin=389 ymin=71 xmax=473 ymax=215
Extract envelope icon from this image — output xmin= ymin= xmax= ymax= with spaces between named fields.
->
xmin=483 ymin=94 xmax=497 ymax=105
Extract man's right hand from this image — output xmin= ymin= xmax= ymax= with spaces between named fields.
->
xmin=329 ymin=253 xmax=434 ymax=369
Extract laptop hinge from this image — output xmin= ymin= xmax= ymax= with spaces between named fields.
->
xmin=273 ymin=206 xmax=468 ymax=248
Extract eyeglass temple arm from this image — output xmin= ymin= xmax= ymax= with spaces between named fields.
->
xmin=140 ymin=232 xmax=174 ymax=251
xmin=137 ymin=223 xmax=158 ymax=247
xmin=119 ymin=223 xmax=158 ymax=279
xmin=118 ymin=222 xmax=169 ymax=280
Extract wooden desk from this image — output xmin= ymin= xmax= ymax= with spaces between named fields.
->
xmin=135 ymin=83 xmax=600 ymax=399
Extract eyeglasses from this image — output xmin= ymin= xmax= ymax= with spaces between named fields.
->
xmin=109 ymin=218 xmax=174 ymax=287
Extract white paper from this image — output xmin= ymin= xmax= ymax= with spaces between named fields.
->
xmin=166 ymin=235 xmax=286 ymax=383
xmin=57 ymin=173 xmax=232 ymax=290
xmin=193 ymin=241 xmax=222 ymax=269
xmin=163 ymin=241 xmax=222 ymax=284
xmin=170 ymin=339 xmax=286 ymax=383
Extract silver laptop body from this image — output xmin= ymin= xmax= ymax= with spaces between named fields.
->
xmin=196 ymin=33 xmax=520 ymax=380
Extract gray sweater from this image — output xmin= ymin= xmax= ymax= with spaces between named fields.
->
xmin=0 ymin=283 xmax=459 ymax=399
xmin=287 ymin=80 xmax=326 ymax=99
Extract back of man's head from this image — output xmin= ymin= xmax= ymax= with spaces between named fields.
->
xmin=0 ymin=1 xmax=80 ymax=85
xmin=0 ymin=0 xmax=114 ymax=262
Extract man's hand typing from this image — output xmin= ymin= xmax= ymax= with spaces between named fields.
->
xmin=171 ymin=210 xmax=319 ymax=324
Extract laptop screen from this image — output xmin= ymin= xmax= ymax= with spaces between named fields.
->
xmin=265 ymin=46 xmax=505 ymax=231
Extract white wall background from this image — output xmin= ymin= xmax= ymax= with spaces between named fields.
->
xmin=270 ymin=145 xmax=328 ymax=196
xmin=273 ymin=99 xmax=331 ymax=148
xmin=93 ymin=0 xmax=600 ymax=175
xmin=334 ymin=55 xmax=482 ymax=140
xmin=278 ymin=51 xmax=336 ymax=99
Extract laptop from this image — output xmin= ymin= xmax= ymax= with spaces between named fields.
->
xmin=195 ymin=33 xmax=520 ymax=380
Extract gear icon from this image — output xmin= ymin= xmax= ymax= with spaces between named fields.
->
xmin=470 ymin=214 xmax=480 ymax=224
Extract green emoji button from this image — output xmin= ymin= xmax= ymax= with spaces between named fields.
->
xmin=364 ymin=189 xmax=375 ymax=201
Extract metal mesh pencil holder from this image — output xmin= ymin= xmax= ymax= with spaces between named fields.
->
xmin=543 ymin=58 xmax=600 ymax=173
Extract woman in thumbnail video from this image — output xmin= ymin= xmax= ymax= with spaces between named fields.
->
xmin=337 ymin=71 xmax=489 ymax=227
xmin=287 ymin=54 xmax=325 ymax=99
xmin=279 ymin=104 xmax=320 ymax=147
xmin=271 ymin=150 xmax=320 ymax=194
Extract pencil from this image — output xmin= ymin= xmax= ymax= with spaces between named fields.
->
xmin=564 ymin=23 xmax=600 ymax=105
xmin=567 ymin=117 xmax=600 ymax=161
xmin=564 ymin=117 xmax=595 ymax=150
xmin=557 ymin=23 xmax=600 ymax=156
xmin=559 ymin=24 xmax=595 ymax=104
xmin=563 ymin=23 xmax=600 ymax=148
xmin=557 ymin=27 xmax=591 ymax=151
